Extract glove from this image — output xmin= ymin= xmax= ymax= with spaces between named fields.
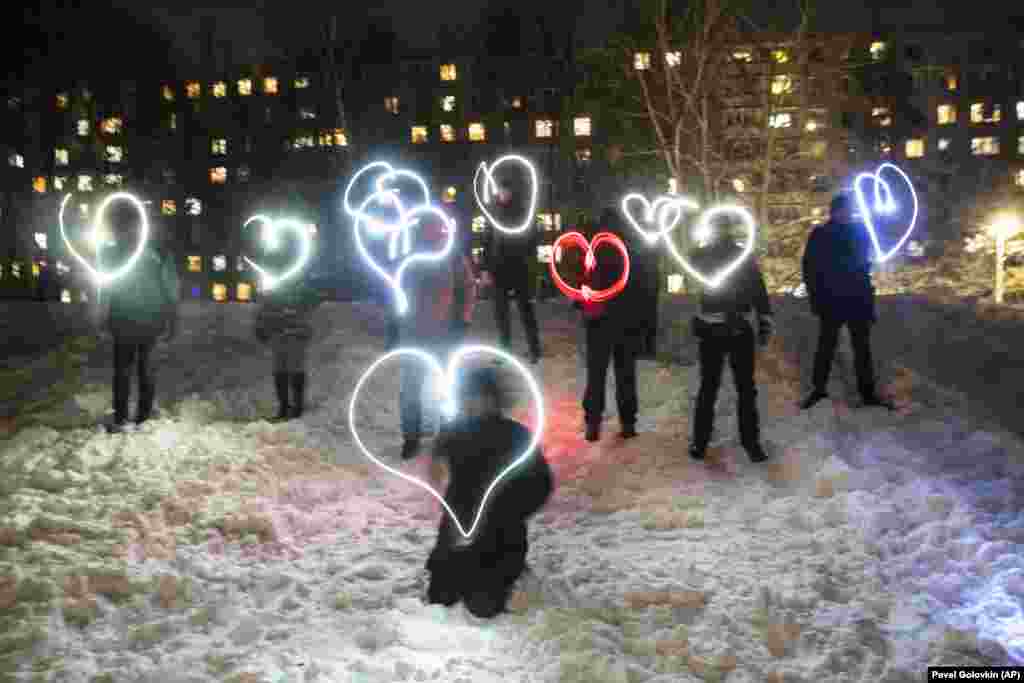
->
xmin=757 ymin=315 xmax=774 ymax=346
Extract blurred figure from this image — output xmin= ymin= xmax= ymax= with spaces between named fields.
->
xmin=579 ymin=207 xmax=648 ymax=442
xmin=688 ymin=218 xmax=773 ymax=462
xmin=104 ymin=238 xmax=180 ymax=432
xmin=800 ymin=193 xmax=893 ymax=410
xmin=480 ymin=182 xmax=542 ymax=364
xmin=253 ymin=242 xmax=325 ymax=421
xmin=397 ymin=217 xmax=476 ymax=460
xmin=425 ymin=366 xmax=553 ymax=618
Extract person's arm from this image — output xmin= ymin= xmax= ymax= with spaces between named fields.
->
xmin=801 ymin=231 xmax=820 ymax=313
xmin=750 ymin=260 xmax=774 ymax=345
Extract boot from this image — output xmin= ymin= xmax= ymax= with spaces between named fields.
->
xmin=861 ymin=395 xmax=895 ymax=410
xmin=400 ymin=437 xmax=421 ymax=460
xmin=689 ymin=444 xmax=706 ymax=461
xmin=745 ymin=443 xmax=770 ymax=463
xmin=620 ymin=422 xmax=637 ymax=439
xmin=799 ymin=389 xmax=829 ymax=410
xmin=585 ymin=422 xmax=601 ymax=442
xmin=273 ymin=373 xmax=290 ymax=421
xmin=290 ymin=373 xmax=306 ymax=418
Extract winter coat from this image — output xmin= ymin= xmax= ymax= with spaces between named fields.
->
xmin=107 ymin=246 xmax=180 ymax=340
xmin=689 ymin=240 xmax=772 ymax=324
xmin=253 ymin=279 xmax=324 ymax=345
xmin=578 ymin=222 xmax=651 ymax=340
xmin=399 ymin=254 xmax=476 ymax=343
xmin=426 ymin=415 xmax=553 ymax=572
xmin=482 ymin=198 xmax=539 ymax=276
xmin=801 ymin=220 xmax=876 ymax=321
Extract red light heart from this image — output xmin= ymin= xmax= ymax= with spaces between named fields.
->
xmin=549 ymin=231 xmax=630 ymax=303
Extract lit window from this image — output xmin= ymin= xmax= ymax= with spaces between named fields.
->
xmin=468 ymin=122 xmax=486 ymax=142
xmin=292 ymin=135 xmax=315 ymax=149
xmin=771 ymin=75 xmax=793 ymax=95
xmin=576 ymin=148 xmax=592 ymax=163
xmin=732 ymin=178 xmax=746 ymax=193
xmin=805 ymin=119 xmax=820 ymax=132
xmin=970 ymin=102 xmax=1001 ymax=124
xmin=238 ymin=79 xmax=253 ymax=96
xmin=440 ymin=63 xmax=457 ymax=81
xmin=733 ymin=49 xmax=753 ymax=63
xmin=263 ymin=77 xmax=278 ymax=94
xmin=102 ymin=117 xmax=123 ymax=135
xmin=213 ymin=255 xmax=227 ymax=272
xmin=328 ymin=129 xmax=348 ymax=147
xmin=212 ymin=138 xmax=227 ymax=155
xmin=299 ymin=107 xmax=316 ymax=120
xmin=472 ymin=247 xmax=484 ymax=264
xmin=187 ymin=256 xmax=202 ymax=272
xmin=411 ymin=126 xmax=429 ymax=144
xmin=808 ymin=141 xmax=828 ymax=158
xmin=237 ymin=283 xmax=252 ymax=301
xmin=769 ymin=112 xmax=792 ymax=128
xmin=11 ymin=263 xmax=20 ymax=278
xmin=33 ymin=177 xmax=46 ymax=193
xmin=971 ymin=137 xmax=999 ymax=156
xmin=668 ymin=178 xmax=678 ymax=194
xmin=537 ymin=245 xmax=553 ymax=263
xmin=34 ymin=232 xmax=47 ymax=249
xmin=186 ymin=82 xmax=201 ymax=99
xmin=237 ymin=165 xmax=250 ymax=182
xmin=169 ymin=113 xmax=177 ymax=130
xmin=440 ymin=124 xmax=455 ymax=142
xmin=574 ymin=116 xmax=592 ymax=137
xmin=185 ymin=198 xmax=202 ymax=215
xmin=61 ymin=289 xmax=71 ymax=303
xmin=1015 ymin=169 xmax=1024 ymax=188
xmin=294 ymin=76 xmax=310 ymax=89
xmin=870 ymin=41 xmax=886 ymax=60
xmin=9 ymin=154 xmax=23 ymax=168
xmin=162 ymin=199 xmax=176 ymax=215
xmin=441 ymin=95 xmax=456 ymax=112
xmin=771 ymin=49 xmax=789 ymax=64
xmin=938 ymin=138 xmax=951 ymax=151
xmin=385 ymin=96 xmax=399 ymax=114
xmin=212 ymin=81 xmax=227 ymax=98
xmin=535 ymin=119 xmax=554 ymax=138
xmin=32 ymin=263 xmax=40 ymax=277
xmin=77 ymin=175 xmax=92 ymax=191
xmin=1017 ymin=102 xmax=1024 ymax=121
xmin=665 ymin=51 xmax=681 ymax=67
xmin=104 ymin=174 xmax=122 ymax=186
xmin=537 ymin=213 xmax=561 ymax=231
xmin=443 ymin=186 xmax=457 ymax=203
xmin=937 ymin=104 xmax=957 ymax=125
xmin=54 ymin=176 xmax=66 ymax=191
xmin=945 ymin=74 xmax=958 ymax=91
xmin=210 ymin=167 xmax=227 ymax=184
xmin=634 ymin=52 xmax=651 ymax=70
xmin=77 ymin=119 xmax=89 ymax=136
xmin=905 ymin=139 xmax=924 ymax=158
xmin=667 ymin=274 xmax=684 ymax=294
xmin=105 ymin=146 xmax=123 ymax=163
xmin=56 ymin=93 xmax=68 ymax=109
xmin=512 ymin=96 xmax=522 ymax=109
xmin=212 ymin=283 xmax=227 ymax=302
xmin=162 ymin=85 xmax=174 ymax=101
xmin=472 ymin=216 xmax=487 ymax=233
xmin=872 ymin=106 xmax=892 ymax=127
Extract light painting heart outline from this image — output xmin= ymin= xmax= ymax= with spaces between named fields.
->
xmin=473 ymin=154 xmax=539 ymax=234
xmin=621 ymin=193 xmax=699 ymax=246
xmin=549 ymin=231 xmax=630 ymax=303
xmin=242 ymin=215 xmax=314 ymax=290
xmin=348 ymin=344 xmax=545 ymax=539
xmin=852 ymin=162 xmax=918 ymax=263
xmin=59 ymin=192 xmax=150 ymax=287
xmin=662 ymin=204 xmax=757 ymax=290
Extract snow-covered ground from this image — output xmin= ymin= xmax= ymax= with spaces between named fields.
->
xmin=1 ymin=296 xmax=1023 ymax=682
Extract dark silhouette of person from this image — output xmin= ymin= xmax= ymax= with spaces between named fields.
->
xmin=800 ymin=193 xmax=894 ymax=410
xmin=688 ymin=221 xmax=774 ymax=462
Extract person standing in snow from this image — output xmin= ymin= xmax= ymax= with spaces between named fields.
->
xmin=579 ymin=207 xmax=647 ymax=442
xmin=425 ymin=366 xmax=553 ymax=618
xmin=688 ymin=220 xmax=774 ymax=463
xmin=103 ymin=236 xmax=180 ymax=433
xmin=252 ymin=244 xmax=325 ymax=421
xmin=480 ymin=181 xmax=543 ymax=365
xmin=800 ymin=193 xmax=893 ymax=410
xmin=397 ymin=217 xmax=477 ymax=460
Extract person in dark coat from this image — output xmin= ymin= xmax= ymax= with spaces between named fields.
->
xmin=104 ymin=239 xmax=180 ymax=432
xmin=800 ymin=193 xmax=893 ymax=410
xmin=688 ymin=220 xmax=774 ymax=462
xmin=425 ymin=366 xmax=553 ymax=618
xmin=634 ymin=231 xmax=661 ymax=360
xmin=480 ymin=183 xmax=542 ymax=364
xmin=579 ymin=207 xmax=649 ymax=442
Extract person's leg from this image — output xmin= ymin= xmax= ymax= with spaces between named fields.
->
xmin=847 ymin=319 xmax=880 ymax=401
xmin=289 ymin=340 xmax=308 ymax=418
xmin=112 ymin=338 xmax=136 ymax=425
xmin=135 ymin=338 xmax=158 ymax=423
xmin=692 ymin=333 xmax=727 ymax=457
xmin=399 ymin=355 xmax=426 ymax=455
xmin=512 ymin=266 xmax=541 ymax=360
xmin=493 ymin=271 xmax=512 ymax=350
xmin=271 ymin=339 xmax=290 ymax=420
xmin=426 ymin=555 xmax=464 ymax=607
xmin=729 ymin=329 xmax=763 ymax=456
xmin=582 ymin=323 xmax=613 ymax=439
xmin=613 ymin=337 xmax=639 ymax=433
xmin=464 ymin=527 xmax=527 ymax=619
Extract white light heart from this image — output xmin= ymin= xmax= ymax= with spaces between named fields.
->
xmin=353 ymin=191 xmax=456 ymax=315
xmin=853 ymin=162 xmax=918 ymax=263
xmin=59 ymin=192 xmax=150 ymax=287
xmin=473 ymin=154 xmax=539 ymax=234
xmin=621 ymin=193 xmax=700 ymax=245
xmin=242 ymin=215 xmax=313 ymax=290
xmin=663 ymin=204 xmax=757 ymax=289
xmin=348 ymin=344 xmax=545 ymax=539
